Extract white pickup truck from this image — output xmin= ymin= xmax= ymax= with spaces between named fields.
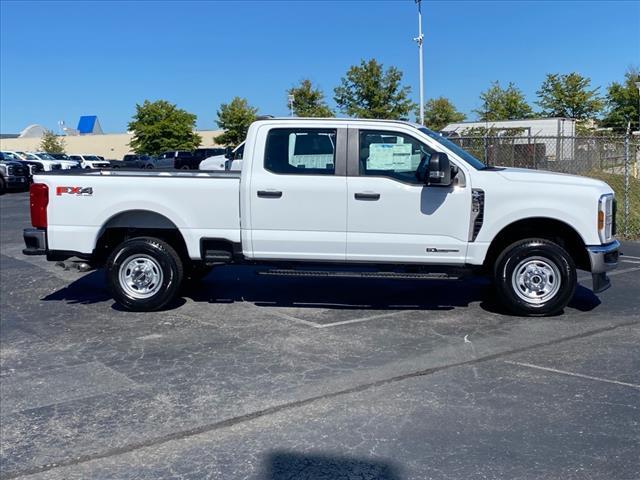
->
xmin=23 ymin=118 xmax=619 ymax=315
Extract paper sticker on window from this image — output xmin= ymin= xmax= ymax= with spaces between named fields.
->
xmin=368 ymin=143 xmax=413 ymax=170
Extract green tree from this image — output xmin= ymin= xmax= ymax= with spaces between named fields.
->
xmin=38 ymin=130 xmax=66 ymax=153
xmin=334 ymin=59 xmax=415 ymax=119
xmin=128 ymin=100 xmax=201 ymax=155
xmin=601 ymin=68 xmax=640 ymax=132
xmin=419 ymin=97 xmax=466 ymax=130
xmin=215 ymin=97 xmax=258 ymax=147
xmin=536 ymin=72 xmax=604 ymax=119
xmin=474 ymin=81 xmax=534 ymax=121
xmin=288 ymin=79 xmax=334 ymax=117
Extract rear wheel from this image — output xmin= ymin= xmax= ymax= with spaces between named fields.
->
xmin=106 ymin=237 xmax=183 ymax=311
xmin=494 ymin=238 xmax=576 ymax=316
xmin=0 ymin=177 xmax=5 ymax=194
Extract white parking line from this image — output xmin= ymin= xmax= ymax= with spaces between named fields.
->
xmin=621 ymin=255 xmax=640 ymax=260
xmin=505 ymin=360 xmax=640 ymax=389
xmin=621 ymin=259 xmax=640 ymax=264
xmin=313 ymin=309 xmax=410 ymax=329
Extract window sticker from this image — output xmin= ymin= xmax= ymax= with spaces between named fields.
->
xmin=368 ymin=143 xmax=413 ymax=170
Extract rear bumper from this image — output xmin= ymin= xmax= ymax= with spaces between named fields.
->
xmin=23 ymin=228 xmax=47 ymax=255
xmin=586 ymin=240 xmax=620 ymax=293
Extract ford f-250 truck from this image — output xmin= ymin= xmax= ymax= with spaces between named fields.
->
xmin=23 ymin=118 xmax=619 ymax=315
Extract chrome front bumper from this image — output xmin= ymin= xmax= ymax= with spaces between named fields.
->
xmin=586 ymin=240 xmax=620 ymax=293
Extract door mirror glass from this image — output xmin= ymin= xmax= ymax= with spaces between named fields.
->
xmin=426 ymin=152 xmax=452 ymax=186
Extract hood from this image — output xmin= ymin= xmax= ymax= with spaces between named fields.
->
xmin=496 ymin=167 xmax=609 ymax=189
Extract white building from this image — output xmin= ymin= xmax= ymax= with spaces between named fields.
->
xmin=442 ymin=118 xmax=576 ymax=138
xmin=443 ymin=118 xmax=577 ymax=162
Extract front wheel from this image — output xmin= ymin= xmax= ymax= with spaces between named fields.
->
xmin=106 ymin=237 xmax=184 ymax=311
xmin=494 ymin=238 xmax=576 ymax=316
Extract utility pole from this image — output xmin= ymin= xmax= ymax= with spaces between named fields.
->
xmin=414 ymin=0 xmax=425 ymax=126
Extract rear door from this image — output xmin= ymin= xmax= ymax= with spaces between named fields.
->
xmin=248 ymin=124 xmax=347 ymax=260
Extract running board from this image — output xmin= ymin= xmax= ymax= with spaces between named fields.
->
xmin=257 ymin=269 xmax=460 ymax=280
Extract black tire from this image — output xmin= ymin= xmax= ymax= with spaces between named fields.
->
xmin=494 ymin=238 xmax=576 ymax=316
xmin=0 ymin=177 xmax=5 ymax=195
xmin=106 ymin=237 xmax=184 ymax=311
xmin=180 ymin=165 xmax=190 ymax=170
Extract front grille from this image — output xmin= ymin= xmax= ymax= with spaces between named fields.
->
xmin=13 ymin=166 xmax=26 ymax=176
xmin=51 ymin=164 xmax=61 ymax=170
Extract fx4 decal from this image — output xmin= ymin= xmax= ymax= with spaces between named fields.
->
xmin=56 ymin=186 xmax=93 ymax=196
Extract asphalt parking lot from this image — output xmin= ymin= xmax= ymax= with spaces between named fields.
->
xmin=1 ymin=190 xmax=639 ymax=480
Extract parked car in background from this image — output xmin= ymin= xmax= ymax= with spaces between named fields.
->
xmin=161 ymin=148 xmax=226 ymax=170
xmin=0 ymin=158 xmax=29 ymax=193
xmin=48 ymin=153 xmax=73 ymax=162
xmin=199 ymin=142 xmax=245 ymax=171
xmin=2 ymin=151 xmax=61 ymax=172
xmin=114 ymin=154 xmax=174 ymax=170
xmin=0 ymin=151 xmax=44 ymax=179
xmin=31 ymin=152 xmax=79 ymax=170
xmin=67 ymin=154 xmax=111 ymax=169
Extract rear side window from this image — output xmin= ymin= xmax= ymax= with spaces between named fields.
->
xmin=264 ymin=128 xmax=336 ymax=175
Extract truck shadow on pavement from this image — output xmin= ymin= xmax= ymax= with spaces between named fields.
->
xmin=263 ymin=451 xmax=403 ymax=480
xmin=41 ymin=266 xmax=601 ymax=316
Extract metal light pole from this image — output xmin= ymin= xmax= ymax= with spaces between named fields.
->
xmin=635 ymin=81 xmax=640 ymax=132
xmin=288 ymin=94 xmax=295 ymax=117
xmin=635 ymin=81 xmax=640 ymax=178
xmin=414 ymin=0 xmax=425 ymax=125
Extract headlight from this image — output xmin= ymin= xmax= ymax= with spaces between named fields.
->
xmin=598 ymin=193 xmax=614 ymax=243
xmin=7 ymin=165 xmax=15 ymax=175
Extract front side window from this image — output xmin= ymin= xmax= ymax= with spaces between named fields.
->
xmin=265 ymin=128 xmax=336 ymax=175
xmin=359 ymin=130 xmax=432 ymax=184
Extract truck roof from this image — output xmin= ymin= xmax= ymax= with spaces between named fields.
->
xmin=254 ymin=117 xmax=423 ymax=130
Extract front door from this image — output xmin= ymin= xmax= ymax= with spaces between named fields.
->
xmin=249 ymin=126 xmax=347 ymax=261
xmin=346 ymin=128 xmax=470 ymax=264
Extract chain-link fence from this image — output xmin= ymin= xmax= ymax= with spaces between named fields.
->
xmin=447 ymin=135 xmax=640 ymax=238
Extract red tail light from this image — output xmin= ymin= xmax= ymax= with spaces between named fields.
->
xmin=30 ymin=183 xmax=49 ymax=228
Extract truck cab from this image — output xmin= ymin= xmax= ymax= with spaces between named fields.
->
xmin=23 ymin=118 xmax=619 ymax=315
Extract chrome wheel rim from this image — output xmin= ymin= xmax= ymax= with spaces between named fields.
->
xmin=119 ymin=254 xmax=163 ymax=299
xmin=511 ymin=256 xmax=561 ymax=304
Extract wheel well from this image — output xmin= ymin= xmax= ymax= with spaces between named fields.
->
xmin=93 ymin=210 xmax=189 ymax=267
xmin=484 ymin=218 xmax=590 ymax=272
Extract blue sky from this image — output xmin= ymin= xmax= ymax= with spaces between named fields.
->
xmin=1 ymin=0 xmax=638 ymax=133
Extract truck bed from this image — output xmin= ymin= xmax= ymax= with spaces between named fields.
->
xmin=34 ymin=169 xmax=242 ymax=259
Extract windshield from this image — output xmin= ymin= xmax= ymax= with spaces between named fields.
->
xmin=24 ymin=153 xmax=39 ymax=160
xmin=83 ymin=155 xmax=101 ymax=161
xmin=418 ymin=127 xmax=486 ymax=170
xmin=37 ymin=153 xmax=55 ymax=160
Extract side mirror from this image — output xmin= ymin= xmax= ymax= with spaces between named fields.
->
xmin=426 ymin=152 xmax=452 ymax=186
